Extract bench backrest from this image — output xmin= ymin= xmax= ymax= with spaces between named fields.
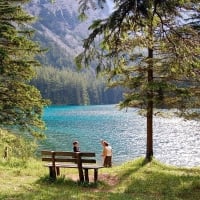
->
xmin=79 ymin=152 xmax=96 ymax=164
xmin=41 ymin=151 xmax=97 ymax=167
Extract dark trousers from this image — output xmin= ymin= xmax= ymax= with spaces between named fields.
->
xmin=104 ymin=156 xmax=112 ymax=167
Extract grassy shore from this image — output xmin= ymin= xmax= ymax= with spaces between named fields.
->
xmin=0 ymin=157 xmax=200 ymax=200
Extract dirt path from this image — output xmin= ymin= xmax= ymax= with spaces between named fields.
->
xmin=66 ymin=173 xmax=119 ymax=186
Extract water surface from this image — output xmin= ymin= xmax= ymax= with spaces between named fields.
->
xmin=40 ymin=105 xmax=200 ymax=167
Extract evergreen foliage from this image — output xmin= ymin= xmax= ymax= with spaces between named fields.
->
xmin=31 ymin=66 xmax=123 ymax=105
xmin=0 ymin=128 xmax=37 ymax=161
xmin=0 ymin=0 xmax=49 ymax=138
xmin=76 ymin=0 xmax=200 ymax=160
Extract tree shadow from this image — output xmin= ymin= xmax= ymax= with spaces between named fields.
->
xmin=36 ymin=174 xmax=102 ymax=188
xmin=117 ymin=161 xmax=200 ymax=200
xmin=113 ymin=157 xmax=148 ymax=183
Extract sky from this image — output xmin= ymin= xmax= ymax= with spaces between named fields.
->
xmin=107 ymin=0 xmax=114 ymax=12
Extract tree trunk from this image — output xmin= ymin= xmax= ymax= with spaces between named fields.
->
xmin=146 ymin=47 xmax=154 ymax=161
xmin=146 ymin=97 xmax=153 ymax=160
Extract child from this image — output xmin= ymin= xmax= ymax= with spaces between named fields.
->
xmin=73 ymin=141 xmax=80 ymax=152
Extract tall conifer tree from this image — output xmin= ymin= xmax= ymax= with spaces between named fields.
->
xmin=0 ymin=0 xmax=48 ymax=138
xmin=76 ymin=0 xmax=200 ymax=161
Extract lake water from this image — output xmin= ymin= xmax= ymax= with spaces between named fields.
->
xmin=40 ymin=105 xmax=200 ymax=167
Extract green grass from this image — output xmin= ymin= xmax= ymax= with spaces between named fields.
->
xmin=0 ymin=157 xmax=200 ymax=200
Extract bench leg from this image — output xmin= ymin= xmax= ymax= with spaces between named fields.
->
xmin=49 ymin=166 xmax=56 ymax=180
xmin=78 ymin=168 xmax=85 ymax=182
xmin=94 ymin=169 xmax=98 ymax=182
xmin=56 ymin=167 xmax=60 ymax=176
xmin=84 ymin=169 xmax=89 ymax=182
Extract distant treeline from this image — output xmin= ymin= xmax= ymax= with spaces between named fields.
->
xmin=31 ymin=66 xmax=123 ymax=105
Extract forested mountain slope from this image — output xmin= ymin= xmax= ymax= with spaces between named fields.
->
xmin=31 ymin=66 xmax=123 ymax=105
xmin=26 ymin=0 xmax=109 ymax=68
xmin=26 ymin=0 xmax=123 ymax=105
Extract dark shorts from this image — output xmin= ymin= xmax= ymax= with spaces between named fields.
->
xmin=104 ymin=156 xmax=112 ymax=167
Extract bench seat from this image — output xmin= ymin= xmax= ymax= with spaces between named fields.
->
xmin=44 ymin=163 xmax=78 ymax=168
xmin=82 ymin=164 xmax=104 ymax=182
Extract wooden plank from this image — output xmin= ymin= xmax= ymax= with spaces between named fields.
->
xmin=80 ymin=152 xmax=95 ymax=157
xmin=54 ymin=152 xmax=76 ymax=156
xmin=54 ymin=158 xmax=76 ymax=162
xmin=55 ymin=164 xmax=78 ymax=168
xmin=44 ymin=163 xmax=77 ymax=167
xmin=42 ymin=151 xmax=96 ymax=158
xmin=44 ymin=163 xmax=78 ymax=168
xmin=44 ymin=163 xmax=54 ymax=167
xmin=42 ymin=158 xmax=53 ymax=162
xmin=81 ymin=159 xmax=96 ymax=163
xmin=41 ymin=150 xmax=53 ymax=155
xmin=82 ymin=165 xmax=104 ymax=169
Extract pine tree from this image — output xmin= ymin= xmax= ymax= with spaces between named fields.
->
xmin=76 ymin=0 xmax=200 ymax=161
xmin=0 ymin=0 xmax=49 ymax=138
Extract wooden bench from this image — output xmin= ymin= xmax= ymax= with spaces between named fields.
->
xmin=41 ymin=150 xmax=104 ymax=182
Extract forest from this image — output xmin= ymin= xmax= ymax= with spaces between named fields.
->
xmin=31 ymin=66 xmax=124 ymax=105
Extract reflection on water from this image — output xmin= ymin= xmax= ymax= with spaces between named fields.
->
xmin=40 ymin=105 xmax=200 ymax=167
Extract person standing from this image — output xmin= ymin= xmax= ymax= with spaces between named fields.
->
xmin=101 ymin=140 xmax=112 ymax=167
xmin=73 ymin=141 xmax=80 ymax=152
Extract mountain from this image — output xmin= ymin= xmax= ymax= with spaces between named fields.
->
xmin=25 ymin=1 xmax=124 ymax=105
xmin=26 ymin=0 xmax=110 ymax=68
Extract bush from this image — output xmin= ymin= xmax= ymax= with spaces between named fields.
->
xmin=0 ymin=129 xmax=37 ymax=161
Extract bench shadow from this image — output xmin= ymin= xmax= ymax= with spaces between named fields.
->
xmin=36 ymin=174 xmax=102 ymax=188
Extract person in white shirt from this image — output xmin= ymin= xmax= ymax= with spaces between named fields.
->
xmin=101 ymin=140 xmax=112 ymax=167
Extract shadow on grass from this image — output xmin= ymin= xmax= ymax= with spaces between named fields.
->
xmin=114 ymin=157 xmax=148 ymax=182
xmin=36 ymin=174 xmax=106 ymax=188
xmin=120 ymin=162 xmax=200 ymax=200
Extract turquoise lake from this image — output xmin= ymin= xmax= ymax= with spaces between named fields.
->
xmin=40 ymin=105 xmax=200 ymax=167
